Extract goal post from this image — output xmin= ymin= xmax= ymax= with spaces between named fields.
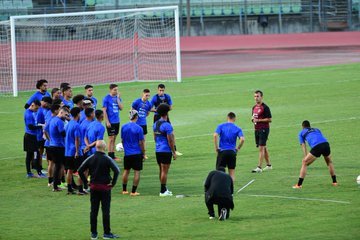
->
xmin=2 ymin=6 xmax=182 ymax=97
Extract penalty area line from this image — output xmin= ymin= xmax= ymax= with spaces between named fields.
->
xmin=247 ymin=194 xmax=350 ymax=204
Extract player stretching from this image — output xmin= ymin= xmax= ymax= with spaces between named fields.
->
xmin=251 ymin=90 xmax=272 ymax=173
xmin=293 ymin=120 xmax=337 ymax=188
xmin=214 ymin=112 xmax=244 ymax=182
xmin=102 ymin=84 xmax=123 ymax=160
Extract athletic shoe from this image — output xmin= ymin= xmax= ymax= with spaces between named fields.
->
xmin=47 ymin=182 xmax=53 ymax=187
xmin=175 ymin=151 xmax=183 ymax=156
xmin=209 ymin=216 xmax=215 ymax=220
xmin=91 ymin=233 xmax=98 ymax=240
xmin=219 ymin=208 xmax=227 ymax=221
xmin=122 ymin=191 xmax=129 ymax=195
xmin=52 ymin=188 xmax=62 ymax=192
xmin=159 ymin=190 xmax=173 ymax=197
xmin=332 ymin=182 xmax=338 ymax=187
xmin=263 ymin=165 xmax=272 ymax=171
xmin=67 ymin=190 xmax=76 ymax=195
xmin=26 ymin=173 xmax=35 ymax=178
xmin=38 ymin=173 xmax=47 ymax=178
xmin=130 ymin=192 xmax=140 ymax=196
xmin=292 ymin=184 xmax=302 ymax=189
xmin=78 ymin=190 xmax=88 ymax=195
xmin=166 ymin=188 xmax=172 ymax=194
xmin=103 ymin=233 xmax=120 ymax=239
xmin=251 ymin=167 xmax=262 ymax=173
xmin=59 ymin=183 xmax=67 ymax=189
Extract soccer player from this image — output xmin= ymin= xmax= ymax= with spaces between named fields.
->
xmin=61 ymin=85 xmax=74 ymax=108
xmin=64 ymin=107 xmax=82 ymax=194
xmin=121 ymin=110 xmax=145 ymax=196
xmin=80 ymin=98 xmax=94 ymax=124
xmin=102 ymin=84 xmax=123 ymax=160
xmin=204 ymin=167 xmax=234 ymax=221
xmin=214 ymin=112 xmax=245 ymax=182
xmin=85 ymin=110 xmax=106 ymax=156
xmin=78 ymin=140 xmax=120 ymax=240
xmin=131 ymin=89 xmax=152 ymax=159
xmin=51 ymin=88 xmax=61 ymax=100
xmin=293 ymin=120 xmax=337 ymax=188
xmin=49 ymin=106 xmax=70 ymax=191
xmin=251 ymin=90 xmax=272 ymax=173
xmin=80 ymin=108 xmax=95 ymax=158
xmin=153 ymin=103 xmax=177 ymax=197
xmin=24 ymin=79 xmax=50 ymax=109
xmin=73 ymin=94 xmax=85 ymax=109
xmin=85 ymin=85 xmax=98 ymax=109
xmin=23 ymin=100 xmax=45 ymax=178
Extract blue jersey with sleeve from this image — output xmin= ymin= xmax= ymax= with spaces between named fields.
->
xmin=80 ymin=118 xmax=94 ymax=151
xmin=215 ymin=122 xmax=244 ymax=152
xmin=298 ymin=128 xmax=328 ymax=148
xmin=26 ymin=91 xmax=51 ymax=106
xmin=36 ymin=107 xmax=49 ymax=141
xmin=102 ymin=94 xmax=121 ymax=124
xmin=132 ymin=98 xmax=153 ymax=126
xmin=151 ymin=94 xmax=172 ymax=116
xmin=121 ymin=122 xmax=144 ymax=156
xmin=79 ymin=110 xmax=86 ymax=124
xmin=153 ymin=120 xmax=173 ymax=153
xmin=24 ymin=109 xmax=38 ymax=135
xmin=62 ymin=98 xmax=74 ymax=109
xmin=90 ymin=96 xmax=98 ymax=109
xmin=49 ymin=116 xmax=65 ymax=147
xmin=44 ymin=115 xmax=55 ymax=147
xmin=65 ymin=119 xmax=82 ymax=157
xmin=85 ymin=120 xmax=105 ymax=154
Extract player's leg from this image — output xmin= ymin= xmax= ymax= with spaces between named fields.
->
xmin=227 ymin=150 xmax=237 ymax=182
xmin=261 ymin=129 xmax=271 ymax=170
xmin=205 ymin=198 xmax=215 ymax=219
xmin=130 ymin=155 xmax=142 ymax=196
xmin=160 ymin=164 xmax=170 ymax=189
xmin=122 ymin=169 xmax=130 ymax=194
xmin=322 ymin=142 xmax=337 ymax=185
xmin=90 ymin=190 xmax=101 ymax=236
xmin=252 ymin=130 xmax=262 ymax=173
xmin=293 ymin=153 xmax=316 ymax=188
xmin=101 ymin=190 xmax=112 ymax=236
xmin=159 ymin=152 xmax=173 ymax=196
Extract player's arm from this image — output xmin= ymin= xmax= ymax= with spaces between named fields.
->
xmin=167 ymin=132 xmax=176 ymax=160
xmin=213 ymin=133 xmax=219 ymax=153
xmin=139 ymin=139 xmax=145 ymax=160
xmin=254 ymin=117 xmax=272 ymax=123
xmin=75 ymin=136 xmax=80 ymax=158
xmin=78 ymin=156 xmax=90 ymax=185
xmin=237 ymin=136 xmax=245 ymax=152
xmin=301 ymin=143 xmax=308 ymax=157
xmin=102 ymin=106 xmax=111 ymax=128
xmin=117 ymin=94 xmax=123 ymax=110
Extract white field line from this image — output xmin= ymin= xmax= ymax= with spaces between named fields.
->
xmin=246 ymin=194 xmax=351 ymax=204
xmin=237 ymin=179 xmax=256 ymax=193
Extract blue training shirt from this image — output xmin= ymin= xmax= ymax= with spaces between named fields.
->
xmin=132 ymin=98 xmax=153 ymax=126
xmin=65 ymin=119 xmax=82 ymax=157
xmin=36 ymin=107 xmax=49 ymax=141
xmin=121 ymin=122 xmax=144 ymax=156
xmin=153 ymin=120 xmax=173 ymax=153
xmin=62 ymin=98 xmax=74 ymax=109
xmin=215 ymin=122 xmax=244 ymax=152
xmin=24 ymin=108 xmax=38 ymax=135
xmin=151 ymin=94 xmax=172 ymax=116
xmin=298 ymin=128 xmax=328 ymax=148
xmin=26 ymin=91 xmax=51 ymax=106
xmin=49 ymin=116 xmax=65 ymax=147
xmin=90 ymin=96 xmax=98 ymax=109
xmin=103 ymin=94 xmax=121 ymax=124
xmin=44 ymin=114 xmax=55 ymax=147
xmin=80 ymin=118 xmax=94 ymax=152
xmin=85 ymin=120 xmax=105 ymax=154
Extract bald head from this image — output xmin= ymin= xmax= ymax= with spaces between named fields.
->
xmin=95 ymin=140 xmax=107 ymax=152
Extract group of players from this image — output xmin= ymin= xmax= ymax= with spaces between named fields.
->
xmin=23 ymin=79 xmax=181 ymax=196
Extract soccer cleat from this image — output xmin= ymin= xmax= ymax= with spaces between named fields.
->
xmin=59 ymin=183 xmax=67 ymax=190
xmin=219 ymin=208 xmax=227 ymax=221
xmin=159 ymin=190 xmax=173 ymax=197
xmin=209 ymin=216 xmax=215 ymax=220
xmin=52 ymin=188 xmax=62 ymax=192
xmin=292 ymin=184 xmax=302 ymax=189
xmin=91 ymin=233 xmax=98 ymax=240
xmin=38 ymin=173 xmax=47 ymax=178
xmin=251 ymin=167 xmax=262 ymax=173
xmin=122 ymin=191 xmax=129 ymax=195
xmin=47 ymin=182 xmax=53 ymax=187
xmin=26 ymin=173 xmax=35 ymax=178
xmin=332 ymin=182 xmax=338 ymax=187
xmin=175 ymin=151 xmax=183 ymax=156
xmin=103 ymin=233 xmax=120 ymax=239
xmin=77 ymin=190 xmax=89 ymax=195
xmin=263 ymin=165 xmax=272 ymax=171
xmin=130 ymin=192 xmax=140 ymax=196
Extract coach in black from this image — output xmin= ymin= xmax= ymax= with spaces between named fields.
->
xmin=78 ymin=140 xmax=120 ymax=240
xmin=204 ymin=167 xmax=234 ymax=221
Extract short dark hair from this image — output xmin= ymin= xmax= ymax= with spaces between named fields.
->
xmin=302 ymin=120 xmax=311 ymax=128
xmin=41 ymin=96 xmax=52 ymax=104
xmin=60 ymin=82 xmax=70 ymax=90
xmin=72 ymin=94 xmax=85 ymax=105
xmin=227 ymin=112 xmax=236 ymax=119
xmin=254 ymin=90 xmax=263 ymax=96
xmin=109 ymin=84 xmax=118 ymax=90
xmin=52 ymin=98 xmax=62 ymax=106
xmin=70 ymin=107 xmax=81 ymax=118
xmin=158 ymin=84 xmax=165 ymax=89
xmin=51 ymin=104 xmax=61 ymax=113
xmin=217 ymin=166 xmax=226 ymax=172
xmin=32 ymin=100 xmax=41 ymax=106
xmin=156 ymin=103 xmax=170 ymax=117
xmin=51 ymin=88 xmax=60 ymax=97
xmin=36 ymin=79 xmax=48 ymax=89
xmin=143 ymin=88 xmax=150 ymax=93
xmin=95 ymin=109 xmax=103 ymax=119
xmin=62 ymin=85 xmax=71 ymax=93
xmin=85 ymin=108 xmax=95 ymax=117
xmin=62 ymin=106 xmax=70 ymax=112
xmin=85 ymin=84 xmax=93 ymax=89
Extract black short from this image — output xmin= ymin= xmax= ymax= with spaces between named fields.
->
xmin=51 ymin=147 xmax=65 ymax=164
xmin=153 ymin=114 xmax=171 ymax=124
xmin=140 ymin=125 xmax=148 ymax=135
xmin=255 ymin=128 xmax=270 ymax=147
xmin=23 ymin=133 xmax=38 ymax=152
xmin=216 ymin=150 xmax=237 ymax=169
xmin=124 ymin=154 xmax=143 ymax=171
xmin=107 ymin=123 xmax=120 ymax=136
xmin=38 ymin=140 xmax=45 ymax=149
xmin=156 ymin=152 xmax=172 ymax=165
xmin=64 ymin=156 xmax=76 ymax=171
xmin=45 ymin=147 xmax=53 ymax=161
xmin=310 ymin=142 xmax=331 ymax=158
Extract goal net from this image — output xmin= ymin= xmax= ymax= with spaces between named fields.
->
xmin=1 ymin=6 xmax=181 ymax=97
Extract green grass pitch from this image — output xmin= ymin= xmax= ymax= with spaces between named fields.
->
xmin=0 ymin=63 xmax=359 ymax=239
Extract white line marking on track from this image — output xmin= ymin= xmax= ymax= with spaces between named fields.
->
xmin=247 ymin=194 xmax=350 ymax=204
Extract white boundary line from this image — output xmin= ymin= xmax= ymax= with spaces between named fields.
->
xmin=237 ymin=179 xmax=255 ymax=193
xmin=247 ymin=194 xmax=350 ymax=204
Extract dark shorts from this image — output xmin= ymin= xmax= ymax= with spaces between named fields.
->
xmin=153 ymin=114 xmax=171 ymax=124
xmin=140 ymin=125 xmax=148 ymax=135
xmin=51 ymin=147 xmax=65 ymax=164
xmin=45 ymin=147 xmax=53 ymax=161
xmin=23 ymin=133 xmax=38 ymax=152
xmin=124 ymin=154 xmax=143 ymax=171
xmin=107 ymin=123 xmax=120 ymax=136
xmin=216 ymin=150 xmax=237 ymax=169
xmin=310 ymin=142 xmax=331 ymax=158
xmin=64 ymin=156 xmax=76 ymax=171
xmin=156 ymin=152 xmax=172 ymax=165
xmin=255 ymin=128 xmax=270 ymax=147
xmin=38 ymin=140 xmax=45 ymax=149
